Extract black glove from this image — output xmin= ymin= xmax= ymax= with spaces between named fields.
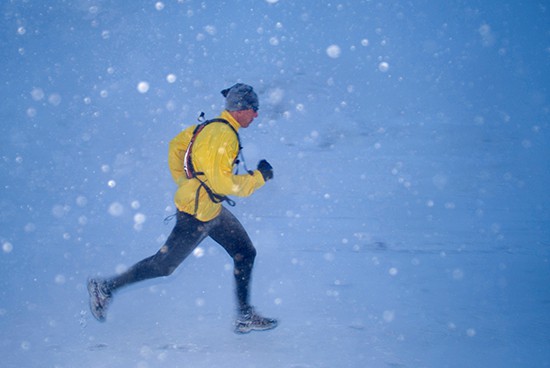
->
xmin=257 ymin=159 xmax=273 ymax=181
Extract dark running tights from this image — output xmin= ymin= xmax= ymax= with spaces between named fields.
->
xmin=105 ymin=207 xmax=257 ymax=312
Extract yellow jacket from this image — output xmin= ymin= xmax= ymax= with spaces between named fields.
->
xmin=168 ymin=110 xmax=265 ymax=221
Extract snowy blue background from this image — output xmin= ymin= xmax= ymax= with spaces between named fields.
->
xmin=1 ymin=1 xmax=549 ymax=367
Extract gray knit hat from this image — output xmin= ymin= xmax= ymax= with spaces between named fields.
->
xmin=221 ymin=83 xmax=259 ymax=112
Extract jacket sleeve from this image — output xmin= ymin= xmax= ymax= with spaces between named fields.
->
xmin=195 ymin=125 xmax=265 ymax=197
xmin=168 ymin=127 xmax=193 ymax=185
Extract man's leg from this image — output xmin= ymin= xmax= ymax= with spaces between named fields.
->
xmin=107 ymin=211 xmax=207 ymax=291
xmin=88 ymin=211 xmax=207 ymax=321
xmin=208 ymin=207 xmax=277 ymax=333
xmin=208 ymin=207 xmax=256 ymax=312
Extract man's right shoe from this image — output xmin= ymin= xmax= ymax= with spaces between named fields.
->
xmin=234 ymin=306 xmax=278 ymax=334
xmin=87 ymin=278 xmax=112 ymax=322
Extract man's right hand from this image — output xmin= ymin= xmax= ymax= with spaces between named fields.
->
xmin=257 ymin=159 xmax=273 ymax=181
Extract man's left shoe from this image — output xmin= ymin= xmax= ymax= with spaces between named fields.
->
xmin=234 ymin=306 xmax=278 ymax=334
xmin=87 ymin=278 xmax=112 ymax=322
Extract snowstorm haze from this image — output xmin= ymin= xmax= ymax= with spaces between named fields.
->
xmin=1 ymin=1 xmax=549 ymax=367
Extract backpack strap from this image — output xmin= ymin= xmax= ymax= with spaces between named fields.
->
xmin=184 ymin=118 xmax=241 ymax=179
xmin=182 ymin=118 xmax=240 ymax=214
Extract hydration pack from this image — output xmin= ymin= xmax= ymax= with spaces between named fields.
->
xmin=183 ymin=116 xmax=249 ymax=213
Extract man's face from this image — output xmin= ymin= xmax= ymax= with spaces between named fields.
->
xmin=235 ymin=109 xmax=258 ymax=128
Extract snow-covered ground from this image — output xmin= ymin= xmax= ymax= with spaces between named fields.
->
xmin=1 ymin=1 xmax=549 ymax=367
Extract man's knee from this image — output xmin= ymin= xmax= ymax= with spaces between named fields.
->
xmin=234 ymin=245 xmax=256 ymax=264
xmin=249 ymin=246 xmax=257 ymax=260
